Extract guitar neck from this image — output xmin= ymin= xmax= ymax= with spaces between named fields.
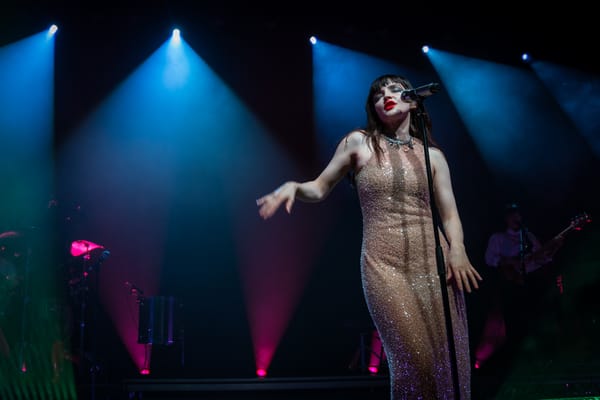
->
xmin=554 ymin=225 xmax=574 ymax=239
xmin=551 ymin=214 xmax=588 ymax=241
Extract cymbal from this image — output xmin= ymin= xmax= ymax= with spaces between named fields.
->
xmin=70 ymin=240 xmax=104 ymax=257
xmin=0 ymin=231 xmax=22 ymax=240
xmin=0 ymin=231 xmax=24 ymax=256
xmin=0 ymin=226 xmax=41 ymax=241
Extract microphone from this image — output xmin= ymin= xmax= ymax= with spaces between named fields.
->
xmin=401 ymin=83 xmax=441 ymax=101
xmin=87 ymin=249 xmax=110 ymax=272
xmin=99 ymin=249 xmax=110 ymax=261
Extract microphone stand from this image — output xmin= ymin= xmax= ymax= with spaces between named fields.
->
xmin=77 ymin=249 xmax=110 ymax=400
xmin=415 ymin=96 xmax=461 ymax=400
xmin=88 ymin=250 xmax=110 ymax=400
xmin=518 ymin=225 xmax=529 ymax=285
xmin=78 ymin=252 xmax=89 ymax=379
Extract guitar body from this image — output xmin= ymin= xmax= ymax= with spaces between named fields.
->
xmin=498 ymin=257 xmax=526 ymax=286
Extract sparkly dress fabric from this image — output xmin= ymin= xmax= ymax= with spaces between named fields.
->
xmin=355 ymin=140 xmax=471 ymax=399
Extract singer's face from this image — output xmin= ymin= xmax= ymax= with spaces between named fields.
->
xmin=372 ymin=82 xmax=415 ymax=123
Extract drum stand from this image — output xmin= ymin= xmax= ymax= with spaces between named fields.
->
xmin=76 ymin=248 xmax=110 ymax=400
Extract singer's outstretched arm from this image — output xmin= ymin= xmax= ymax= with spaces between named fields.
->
xmin=256 ymin=130 xmax=367 ymax=219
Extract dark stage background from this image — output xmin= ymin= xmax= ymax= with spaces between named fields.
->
xmin=1 ymin=2 xmax=599 ymax=399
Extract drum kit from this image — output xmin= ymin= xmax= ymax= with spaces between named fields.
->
xmin=0 ymin=225 xmax=108 ymax=378
xmin=0 ymin=228 xmax=106 ymax=305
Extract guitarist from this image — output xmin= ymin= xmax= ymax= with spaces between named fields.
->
xmin=482 ymin=202 xmax=564 ymax=370
xmin=485 ymin=203 xmax=564 ymax=285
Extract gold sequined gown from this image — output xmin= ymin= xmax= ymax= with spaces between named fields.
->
xmin=355 ymin=140 xmax=470 ymax=399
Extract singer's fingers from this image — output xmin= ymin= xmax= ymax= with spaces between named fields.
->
xmin=463 ymin=265 xmax=482 ymax=292
xmin=470 ymin=269 xmax=481 ymax=289
xmin=461 ymin=272 xmax=472 ymax=293
xmin=258 ymin=206 xmax=268 ymax=219
xmin=259 ymin=194 xmax=287 ymax=219
xmin=454 ymin=272 xmax=464 ymax=292
xmin=469 ymin=274 xmax=479 ymax=291
xmin=258 ymin=199 xmax=273 ymax=218
xmin=448 ymin=267 xmax=463 ymax=292
xmin=285 ymin=197 xmax=295 ymax=214
xmin=257 ymin=186 xmax=283 ymax=205
xmin=466 ymin=269 xmax=482 ymax=289
xmin=260 ymin=205 xmax=277 ymax=220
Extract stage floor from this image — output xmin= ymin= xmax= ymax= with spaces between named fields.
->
xmin=115 ymin=371 xmax=600 ymax=400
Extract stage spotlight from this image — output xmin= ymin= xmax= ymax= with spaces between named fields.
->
xmin=46 ymin=24 xmax=58 ymax=39
xmin=256 ymin=368 xmax=267 ymax=378
xmin=368 ymin=366 xmax=378 ymax=374
xmin=139 ymin=368 xmax=150 ymax=375
xmin=521 ymin=53 xmax=529 ymax=62
xmin=171 ymin=28 xmax=181 ymax=44
xmin=309 ymin=36 xmax=317 ymax=45
xmin=422 ymin=45 xmax=430 ymax=54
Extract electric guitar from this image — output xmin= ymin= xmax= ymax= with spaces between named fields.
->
xmin=499 ymin=212 xmax=592 ymax=285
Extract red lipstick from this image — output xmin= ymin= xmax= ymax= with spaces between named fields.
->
xmin=384 ymin=101 xmax=396 ymax=111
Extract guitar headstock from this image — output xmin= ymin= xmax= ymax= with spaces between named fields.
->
xmin=571 ymin=212 xmax=592 ymax=231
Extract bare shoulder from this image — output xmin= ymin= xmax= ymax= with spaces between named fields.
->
xmin=343 ymin=130 xmax=368 ymax=146
xmin=335 ymin=130 xmax=369 ymax=154
xmin=428 ymin=145 xmax=445 ymax=157
xmin=428 ymin=146 xmax=448 ymax=165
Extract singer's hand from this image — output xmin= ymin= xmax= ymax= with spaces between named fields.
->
xmin=256 ymin=182 xmax=298 ymax=219
xmin=446 ymin=245 xmax=482 ymax=293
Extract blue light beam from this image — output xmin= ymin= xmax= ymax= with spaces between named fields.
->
xmin=531 ymin=60 xmax=600 ymax=158
xmin=426 ymin=48 xmax=590 ymax=201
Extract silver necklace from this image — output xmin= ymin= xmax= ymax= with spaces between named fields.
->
xmin=383 ymin=134 xmax=414 ymax=150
